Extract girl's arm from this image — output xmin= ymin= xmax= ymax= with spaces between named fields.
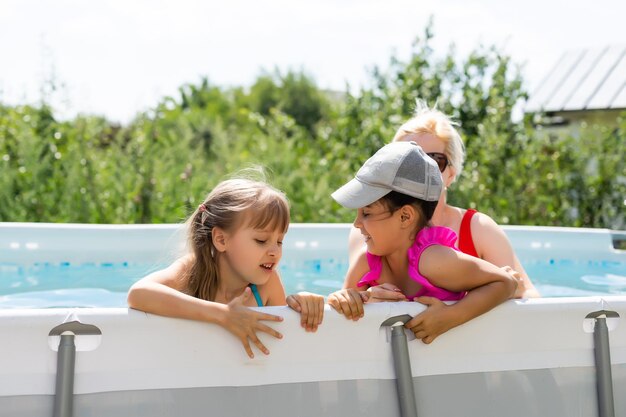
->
xmin=127 ymin=257 xmax=283 ymax=359
xmin=127 ymin=256 xmax=223 ymax=322
xmin=471 ymin=212 xmax=540 ymax=298
xmin=405 ymin=246 xmax=519 ymax=344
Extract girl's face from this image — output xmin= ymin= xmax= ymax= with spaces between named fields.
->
xmin=218 ymin=222 xmax=285 ymax=287
xmin=398 ymin=132 xmax=456 ymax=187
xmin=353 ymin=201 xmax=402 ymax=256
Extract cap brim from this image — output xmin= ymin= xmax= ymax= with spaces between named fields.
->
xmin=331 ymin=178 xmax=391 ymax=209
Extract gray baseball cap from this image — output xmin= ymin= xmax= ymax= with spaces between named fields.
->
xmin=332 ymin=141 xmax=443 ymax=209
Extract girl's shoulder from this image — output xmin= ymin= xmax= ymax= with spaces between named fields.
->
xmin=165 ymin=254 xmax=194 ymax=292
xmin=177 ymin=253 xmax=195 ymax=267
xmin=137 ymin=254 xmax=194 ymax=294
xmin=408 ymin=227 xmax=460 ymax=267
xmin=415 ymin=226 xmax=458 ymax=249
xmin=171 ymin=254 xmax=194 ymax=276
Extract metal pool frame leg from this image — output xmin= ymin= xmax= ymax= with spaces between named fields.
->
xmin=54 ymin=333 xmax=76 ymax=417
xmin=586 ymin=309 xmax=620 ymax=417
xmin=49 ymin=321 xmax=102 ymax=417
xmin=381 ymin=314 xmax=418 ymax=417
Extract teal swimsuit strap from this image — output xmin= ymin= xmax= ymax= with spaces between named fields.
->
xmin=249 ymin=284 xmax=263 ymax=307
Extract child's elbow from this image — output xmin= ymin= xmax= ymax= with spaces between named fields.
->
xmin=127 ymin=282 xmax=147 ymax=309
xmin=126 ymin=286 xmax=138 ymax=308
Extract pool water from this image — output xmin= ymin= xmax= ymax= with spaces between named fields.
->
xmin=1 ymin=258 xmax=625 ymax=308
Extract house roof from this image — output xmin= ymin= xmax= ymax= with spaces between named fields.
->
xmin=525 ymin=45 xmax=626 ymax=113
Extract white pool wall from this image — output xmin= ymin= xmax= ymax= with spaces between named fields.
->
xmin=1 ymin=298 xmax=625 ymax=417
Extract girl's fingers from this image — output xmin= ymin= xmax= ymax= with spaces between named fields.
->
xmin=340 ymin=294 xmax=357 ymax=319
xmin=313 ymin=298 xmax=322 ymax=328
xmin=256 ymin=311 xmax=284 ymax=322
xmin=347 ymin=290 xmax=364 ymax=318
xmin=311 ymin=299 xmax=318 ymax=324
xmin=249 ymin=334 xmax=269 ymax=355
xmin=414 ymin=296 xmax=438 ymax=306
xmin=299 ymin=299 xmax=309 ymax=328
xmin=317 ymin=299 xmax=324 ymax=326
xmin=329 ymin=291 xmax=362 ymax=320
xmin=379 ymin=283 xmax=402 ymax=292
xmin=380 ymin=291 xmax=407 ymax=301
xmin=369 ymin=286 xmax=406 ymax=301
xmin=242 ymin=338 xmax=254 ymax=359
xmin=307 ymin=301 xmax=316 ymax=330
xmin=304 ymin=299 xmax=313 ymax=330
xmin=327 ymin=295 xmax=338 ymax=310
xmin=413 ymin=330 xmax=427 ymax=340
xmin=286 ymin=295 xmax=301 ymax=312
xmin=312 ymin=299 xmax=321 ymax=330
xmin=332 ymin=294 xmax=347 ymax=314
xmin=328 ymin=297 xmax=342 ymax=314
xmin=257 ymin=323 xmax=283 ymax=339
xmin=405 ymin=315 xmax=422 ymax=330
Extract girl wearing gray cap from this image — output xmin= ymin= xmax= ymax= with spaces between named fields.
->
xmin=348 ymin=102 xmax=539 ymax=299
xmin=328 ymin=141 xmax=521 ymax=344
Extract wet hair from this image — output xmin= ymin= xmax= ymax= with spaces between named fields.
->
xmin=185 ymin=178 xmax=290 ymax=301
xmin=378 ymin=191 xmax=438 ymax=231
xmin=392 ymin=100 xmax=465 ymax=180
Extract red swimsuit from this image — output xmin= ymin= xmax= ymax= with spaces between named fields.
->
xmin=458 ymin=209 xmax=479 ymax=258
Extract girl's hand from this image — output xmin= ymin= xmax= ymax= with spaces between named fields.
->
xmin=286 ymin=292 xmax=325 ymax=332
xmin=404 ymin=296 xmax=459 ymax=344
xmin=328 ymin=289 xmax=369 ymax=321
xmin=221 ymin=287 xmax=283 ymax=359
xmin=500 ymin=265 xmax=523 ymax=298
xmin=366 ymin=283 xmax=408 ymax=303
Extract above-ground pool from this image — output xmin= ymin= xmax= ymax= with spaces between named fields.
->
xmin=0 ymin=222 xmax=625 ymax=417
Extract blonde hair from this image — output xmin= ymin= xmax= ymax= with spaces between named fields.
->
xmin=185 ymin=177 xmax=290 ymax=301
xmin=393 ymin=100 xmax=465 ymax=179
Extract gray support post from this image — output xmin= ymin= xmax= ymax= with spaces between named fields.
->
xmin=49 ymin=320 xmax=102 ymax=417
xmin=593 ymin=317 xmax=615 ymax=417
xmin=586 ymin=309 xmax=619 ymax=417
xmin=53 ymin=333 xmax=76 ymax=417
xmin=381 ymin=315 xmax=418 ymax=417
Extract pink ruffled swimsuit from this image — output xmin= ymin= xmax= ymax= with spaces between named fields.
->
xmin=357 ymin=226 xmax=466 ymax=301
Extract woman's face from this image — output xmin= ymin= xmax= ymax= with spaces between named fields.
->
xmin=397 ymin=132 xmax=456 ymax=187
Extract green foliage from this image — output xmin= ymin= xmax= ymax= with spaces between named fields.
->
xmin=247 ymin=70 xmax=331 ymax=133
xmin=0 ymin=27 xmax=623 ymax=228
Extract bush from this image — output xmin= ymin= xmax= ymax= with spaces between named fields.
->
xmin=1 ymin=28 xmax=623 ymax=228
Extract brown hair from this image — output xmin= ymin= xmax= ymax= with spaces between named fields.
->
xmin=378 ymin=191 xmax=438 ymax=232
xmin=185 ymin=178 xmax=290 ymax=301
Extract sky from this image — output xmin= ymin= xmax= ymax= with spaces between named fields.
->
xmin=1 ymin=0 xmax=624 ymax=123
